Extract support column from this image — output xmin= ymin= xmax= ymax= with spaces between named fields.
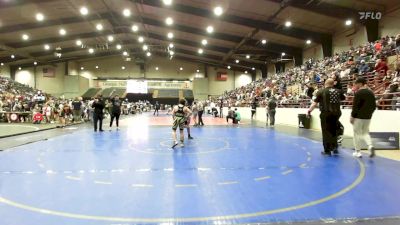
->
xmin=365 ymin=19 xmax=379 ymax=42
xmin=260 ymin=64 xmax=268 ymax=78
xmin=321 ymin=34 xmax=333 ymax=58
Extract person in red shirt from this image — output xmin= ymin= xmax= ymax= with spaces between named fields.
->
xmin=374 ymin=41 xmax=382 ymax=53
xmin=374 ymin=57 xmax=388 ymax=75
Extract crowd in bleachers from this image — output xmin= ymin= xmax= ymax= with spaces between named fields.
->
xmin=218 ymin=34 xmax=400 ymax=110
xmin=0 ymin=76 xmax=154 ymax=125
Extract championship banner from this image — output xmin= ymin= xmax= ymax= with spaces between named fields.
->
xmin=97 ymin=80 xmax=192 ymax=90
xmin=43 ymin=67 xmax=55 ymax=77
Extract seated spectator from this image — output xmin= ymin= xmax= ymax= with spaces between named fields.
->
xmin=358 ymin=60 xmax=370 ymax=75
xmin=374 ymin=57 xmax=388 ymax=75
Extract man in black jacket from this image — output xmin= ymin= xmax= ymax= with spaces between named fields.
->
xmin=351 ymin=77 xmax=376 ymax=158
xmin=92 ymin=95 xmax=105 ymax=132
xmin=308 ymin=79 xmax=345 ymax=156
xmin=109 ymin=95 xmax=122 ymax=131
xmin=267 ymin=97 xmax=277 ymax=127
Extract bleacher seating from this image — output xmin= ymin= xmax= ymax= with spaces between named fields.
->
xmin=82 ymin=88 xmax=101 ymax=99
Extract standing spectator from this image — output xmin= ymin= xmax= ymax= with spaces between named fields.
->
xmin=351 ymin=77 xmax=376 ymax=158
xmin=92 ymin=95 xmax=105 ymax=132
xmin=267 ymin=97 xmax=277 ymax=127
xmin=307 ymin=79 xmax=344 ymax=156
xmin=250 ymin=100 xmax=257 ymax=119
xmin=71 ymin=97 xmax=82 ymax=123
xmin=191 ymin=101 xmax=199 ymax=126
xmin=197 ymin=100 xmax=204 ymax=126
xmin=43 ymin=103 xmax=52 ymax=123
xmin=109 ymin=95 xmax=122 ymax=131
xmin=219 ymin=98 xmax=223 ymax=118
xmin=153 ymin=101 xmax=160 ymax=116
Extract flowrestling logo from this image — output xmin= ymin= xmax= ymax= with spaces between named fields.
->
xmin=359 ymin=12 xmax=382 ymax=20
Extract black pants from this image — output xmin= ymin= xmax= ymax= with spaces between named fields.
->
xmin=226 ymin=115 xmax=233 ymax=123
xmin=93 ymin=113 xmax=103 ymax=131
xmin=110 ymin=112 xmax=120 ymax=127
xmin=219 ymin=108 xmax=223 ymax=118
xmin=198 ymin=110 xmax=204 ymax=125
xmin=320 ymin=112 xmax=341 ymax=152
xmin=251 ymin=110 xmax=256 ymax=119
xmin=154 ymin=109 xmax=159 ymax=115
xmin=268 ymin=109 xmax=276 ymax=125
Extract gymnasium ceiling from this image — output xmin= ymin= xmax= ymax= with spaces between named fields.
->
xmin=0 ymin=0 xmax=398 ymax=71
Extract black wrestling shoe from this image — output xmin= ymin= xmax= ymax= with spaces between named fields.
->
xmin=332 ymin=149 xmax=339 ymax=155
xmin=172 ymin=142 xmax=178 ymax=149
xmin=321 ymin=151 xmax=332 ymax=156
xmin=188 ymin=136 xmax=194 ymax=139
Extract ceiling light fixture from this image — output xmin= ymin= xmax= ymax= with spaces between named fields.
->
xmin=285 ymin=21 xmax=292 ymax=27
xmin=95 ymin=65 xmax=99 ymax=69
xmin=167 ymin=32 xmax=174 ymax=39
xmin=131 ymin=25 xmax=139 ymax=32
xmin=36 ymin=13 xmax=44 ymax=21
xmin=121 ymin=66 xmax=126 ymax=70
xmin=198 ymin=48 xmax=204 ymax=54
xmin=11 ymin=55 xmax=15 ymax=59
xmin=123 ymin=51 xmax=128 ymax=56
xmin=165 ymin=17 xmax=174 ymax=26
xmin=281 ymin=52 xmax=286 ymax=56
xmin=306 ymin=39 xmax=311 ymax=44
xmin=0 ymin=63 xmax=4 ymax=66
xmin=261 ymin=39 xmax=267 ymax=45
xmin=252 ymin=67 xmax=255 ymax=71
xmin=155 ymin=67 xmax=159 ymax=71
xmin=76 ymin=40 xmax=82 ymax=46
xmin=59 ymin=28 xmax=66 ymax=36
xmin=169 ymin=43 xmax=174 ymax=48
xmin=206 ymin=25 xmax=214 ymax=33
xmin=246 ymin=55 xmax=250 ymax=59
xmin=107 ymin=35 xmax=114 ymax=42
xmin=169 ymin=51 xmax=175 ymax=56
xmin=227 ymin=65 xmax=231 ymax=69
xmin=88 ymin=48 xmax=94 ymax=54
xmin=96 ymin=23 xmax=103 ymax=31
xmin=143 ymin=45 xmax=148 ymax=51
xmin=122 ymin=9 xmax=131 ymax=17
xmin=138 ymin=36 xmax=144 ymax=43
xmin=201 ymin=39 xmax=208 ymax=46
xmin=213 ymin=6 xmax=223 ymax=16
xmin=18 ymin=67 xmax=22 ymax=70
xmin=80 ymin=67 xmax=84 ymax=70
xmin=345 ymin=19 xmax=352 ymax=26
xmin=80 ymin=7 xmax=88 ymax=15
xmin=162 ymin=0 xmax=173 ymax=6
xmin=196 ymin=69 xmax=200 ymax=73
xmin=245 ymin=71 xmax=248 ymax=74
xmin=33 ymin=61 xmax=37 ymax=65
xmin=22 ymin=34 xmax=29 ymax=40
xmin=235 ymin=59 xmax=239 ymax=63
xmin=44 ymin=44 xmax=50 ymax=50
xmin=116 ymin=44 xmax=122 ymax=50
xmin=180 ymin=67 xmax=183 ymax=71
xmin=146 ymin=52 xmax=152 ymax=57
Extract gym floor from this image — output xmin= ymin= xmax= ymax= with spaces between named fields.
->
xmin=0 ymin=113 xmax=399 ymax=225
